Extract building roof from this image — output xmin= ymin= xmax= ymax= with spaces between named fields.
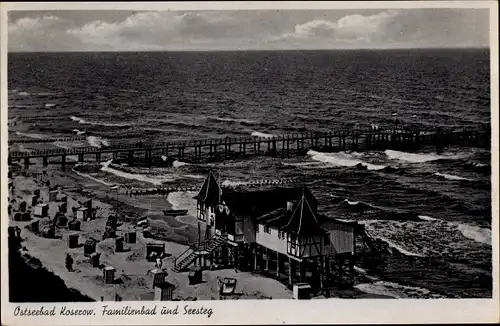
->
xmin=282 ymin=193 xmax=325 ymax=236
xmin=194 ymin=171 xmax=221 ymax=206
xmin=221 ymin=185 xmax=318 ymax=218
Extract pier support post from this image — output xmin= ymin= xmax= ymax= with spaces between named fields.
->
xmin=253 ymin=249 xmax=258 ymax=271
xmin=43 ymin=156 xmax=48 ymax=167
xmin=265 ymin=248 xmax=269 ymax=272
xmin=24 ymin=157 xmax=30 ymax=169
xmin=78 ymin=154 xmax=84 ymax=163
xmin=96 ymin=152 xmax=101 ymax=163
xmin=128 ymin=151 xmax=134 ymax=165
xmin=112 ymin=151 xmax=118 ymax=160
xmin=61 ymin=155 xmax=66 ymax=171
xmin=145 ymin=149 xmax=152 ymax=166
xmin=325 ymin=256 xmax=330 ymax=281
xmin=299 ymin=261 xmax=306 ymax=283
xmin=288 ymin=258 xmax=293 ymax=286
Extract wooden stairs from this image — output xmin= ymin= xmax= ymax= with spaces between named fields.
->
xmin=173 ymin=235 xmax=226 ymax=272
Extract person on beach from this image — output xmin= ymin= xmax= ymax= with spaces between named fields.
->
xmin=155 ymin=257 xmax=163 ymax=270
xmin=65 ymin=254 xmax=74 ymax=272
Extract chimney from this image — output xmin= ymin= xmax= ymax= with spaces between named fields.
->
xmin=286 ymin=201 xmax=295 ymax=211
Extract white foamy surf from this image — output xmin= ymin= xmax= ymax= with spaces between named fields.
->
xmin=355 ymin=281 xmax=445 ymax=299
xmin=173 ymin=160 xmax=190 ymax=168
xmin=87 ymin=136 xmax=109 ymax=148
xmin=251 ymin=131 xmax=275 ymax=138
xmin=418 ymin=215 xmax=438 ymax=221
xmin=457 ymin=223 xmax=491 ymax=246
xmin=376 ymin=235 xmax=425 ymax=257
xmin=15 ymin=131 xmax=47 ymax=139
xmin=70 ymin=115 xmax=130 ymax=127
xmin=385 ymin=150 xmax=466 ymax=163
xmin=222 ymin=180 xmax=251 ymax=187
xmin=435 ymin=172 xmax=473 ymax=181
xmin=167 ymin=191 xmax=198 ymax=225
xmin=216 ymin=117 xmax=258 ymax=125
xmin=307 ymin=150 xmax=386 ymax=170
xmin=100 ymin=160 xmax=174 ymax=186
xmin=71 ymin=165 xmax=115 ymax=186
xmin=72 ymin=129 xmax=86 ymax=135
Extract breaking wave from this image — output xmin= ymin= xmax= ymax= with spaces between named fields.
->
xmin=167 ymin=191 xmax=198 ymax=225
xmin=71 ymin=164 xmax=115 ymax=186
xmin=70 ymin=115 xmax=131 ymax=127
xmin=435 ymin=172 xmax=473 ymax=181
xmin=251 ymin=131 xmax=275 ymax=138
xmin=15 ymin=131 xmax=47 ymax=139
xmin=457 ymin=223 xmax=491 ymax=245
xmin=418 ymin=215 xmax=438 ymax=221
xmin=100 ymin=160 xmax=174 ymax=186
xmin=87 ymin=136 xmax=109 ymax=148
xmin=363 ymin=217 xmax=491 ymax=262
xmin=222 ymin=180 xmax=251 ymax=187
xmin=355 ymin=281 xmax=445 ymax=299
xmin=213 ymin=117 xmax=259 ymax=125
xmin=72 ymin=129 xmax=86 ymax=135
xmin=307 ymin=150 xmax=386 ymax=170
xmin=173 ymin=160 xmax=190 ymax=168
xmin=385 ymin=150 xmax=467 ymax=163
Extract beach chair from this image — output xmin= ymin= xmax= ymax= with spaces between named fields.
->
xmin=217 ymin=277 xmax=237 ymax=296
xmin=188 ymin=267 xmax=203 ymax=285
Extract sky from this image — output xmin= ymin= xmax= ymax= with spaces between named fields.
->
xmin=7 ymin=9 xmax=490 ymax=52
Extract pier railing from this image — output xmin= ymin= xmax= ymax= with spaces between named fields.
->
xmin=7 ymin=126 xmax=490 ymax=168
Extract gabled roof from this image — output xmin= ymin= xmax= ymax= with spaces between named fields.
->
xmin=194 ymin=171 xmax=221 ymax=206
xmin=281 ymin=190 xmax=325 ymax=236
xmin=221 ymin=185 xmax=318 ymax=217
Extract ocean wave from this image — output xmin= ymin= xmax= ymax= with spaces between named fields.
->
xmin=166 ymin=191 xmax=198 ymax=225
xmin=364 ymin=217 xmax=491 ymax=263
xmin=222 ymin=180 xmax=251 ymax=187
xmin=212 ymin=117 xmax=259 ymax=125
xmin=377 ymin=235 xmax=425 ymax=257
xmin=355 ymin=281 xmax=445 ymax=299
xmin=173 ymin=160 xmax=190 ymax=168
xmin=18 ymin=91 xmax=30 ymax=96
xmin=251 ymin=131 xmax=275 ymax=138
xmin=457 ymin=223 xmax=491 ymax=245
xmin=282 ymin=161 xmax=324 ymax=168
xmin=15 ymin=131 xmax=47 ymax=139
xmin=72 ymin=129 xmax=86 ymax=135
xmin=100 ymin=160 xmax=174 ymax=186
xmin=418 ymin=215 xmax=438 ymax=221
xmin=435 ymin=172 xmax=473 ymax=181
xmin=336 ymin=199 xmax=381 ymax=213
xmin=385 ymin=150 xmax=467 ymax=163
xmin=44 ymin=103 xmax=57 ymax=108
xmin=87 ymin=136 xmax=110 ymax=148
xmin=70 ymin=115 xmax=131 ymax=127
xmin=71 ymin=164 xmax=115 ymax=186
xmin=307 ymin=150 xmax=386 ymax=170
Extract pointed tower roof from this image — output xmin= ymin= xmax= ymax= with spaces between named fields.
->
xmin=194 ymin=170 xmax=221 ymax=206
xmin=281 ymin=188 xmax=324 ymax=236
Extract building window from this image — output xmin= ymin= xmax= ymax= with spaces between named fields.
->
xmin=264 ymin=225 xmax=271 ymax=234
xmin=278 ymin=231 xmax=285 ymax=239
xmin=324 ymin=234 xmax=330 ymax=245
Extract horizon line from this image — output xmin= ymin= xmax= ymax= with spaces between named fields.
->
xmin=7 ymin=46 xmax=491 ymax=54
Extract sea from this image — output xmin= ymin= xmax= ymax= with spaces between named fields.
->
xmin=7 ymin=49 xmax=492 ymax=298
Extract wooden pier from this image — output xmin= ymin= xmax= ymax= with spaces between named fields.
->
xmin=8 ymin=126 xmax=490 ymax=169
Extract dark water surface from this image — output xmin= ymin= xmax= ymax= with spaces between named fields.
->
xmin=8 ymin=49 xmax=492 ymax=298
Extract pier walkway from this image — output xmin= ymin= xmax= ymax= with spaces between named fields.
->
xmin=8 ymin=127 xmax=489 ymax=169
